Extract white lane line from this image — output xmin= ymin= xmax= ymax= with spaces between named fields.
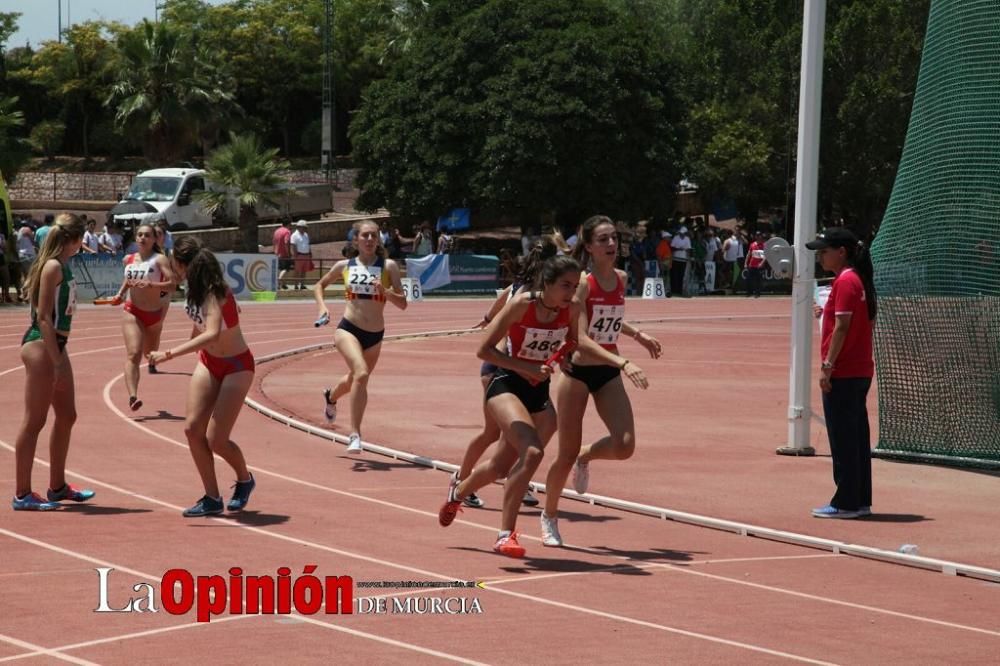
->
xmin=487 ymin=586 xmax=839 ymax=665
xmin=0 ymin=616 xmax=254 ymax=663
xmin=654 ymin=564 xmax=1000 ymax=639
xmin=0 ymin=634 xmax=100 ymax=666
xmin=0 ymin=529 xmax=152 ymax=579
xmin=288 ymin=614 xmax=490 ymax=665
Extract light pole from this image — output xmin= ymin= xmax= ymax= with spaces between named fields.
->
xmin=321 ymin=0 xmax=335 ymax=187
xmin=57 ymin=0 xmax=62 ymax=43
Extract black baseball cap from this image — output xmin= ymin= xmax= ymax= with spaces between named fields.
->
xmin=805 ymin=227 xmax=858 ymax=250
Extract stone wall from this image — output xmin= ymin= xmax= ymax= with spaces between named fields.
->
xmin=175 ymin=215 xmax=385 ymax=252
xmin=8 ymin=169 xmax=360 ymax=202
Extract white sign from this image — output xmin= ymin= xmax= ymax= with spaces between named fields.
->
xmin=401 ymin=277 xmax=423 ymax=302
xmin=642 ymin=277 xmax=666 ymax=300
xmin=217 ymin=254 xmax=278 ymax=300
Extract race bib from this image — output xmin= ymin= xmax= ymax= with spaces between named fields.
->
xmin=751 ymin=249 xmax=765 ymax=260
xmin=65 ymin=279 xmax=77 ymax=316
xmin=348 ymin=264 xmax=382 ymax=295
xmin=517 ymin=327 xmax=568 ymax=361
xmin=125 ymin=263 xmax=148 ymax=282
xmin=185 ymin=302 xmax=206 ymax=331
xmin=588 ymin=304 xmax=624 ymax=345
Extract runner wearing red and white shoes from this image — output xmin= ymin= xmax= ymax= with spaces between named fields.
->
xmin=541 ymin=215 xmax=660 ymax=547
xmin=439 ymin=254 xmax=626 ymax=558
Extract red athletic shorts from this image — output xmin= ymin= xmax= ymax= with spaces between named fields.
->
xmin=124 ymin=300 xmax=164 ymax=328
xmin=198 ymin=349 xmax=255 ymax=382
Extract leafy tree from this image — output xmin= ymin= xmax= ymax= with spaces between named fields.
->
xmin=667 ymin=0 xmax=929 ymax=234
xmin=0 ymin=11 xmax=19 ymax=68
xmin=668 ymin=0 xmax=801 ymax=227
xmin=821 ymin=0 xmax=930 ymax=235
xmin=23 ymin=22 xmax=115 ymax=158
xmin=351 ymin=0 xmax=682 ymax=227
xmin=197 ymin=132 xmax=291 ymax=252
xmin=28 ymin=119 xmax=65 ymax=160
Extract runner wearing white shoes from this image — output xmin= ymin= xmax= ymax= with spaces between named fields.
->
xmin=314 ymin=220 xmax=407 ymax=454
xmin=439 ymin=254 xmax=628 ymax=558
xmin=541 ymin=215 xmax=661 ymax=547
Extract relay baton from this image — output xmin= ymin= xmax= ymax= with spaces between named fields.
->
xmin=314 ymin=312 xmax=331 ymax=327
xmin=530 ymin=340 xmax=577 ymax=386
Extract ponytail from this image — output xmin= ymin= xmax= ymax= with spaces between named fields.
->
xmin=173 ymin=236 xmax=227 ymax=307
xmin=517 ymin=236 xmax=558 ymax=289
xmin=848 ymin=241 xmax=877 ymax=321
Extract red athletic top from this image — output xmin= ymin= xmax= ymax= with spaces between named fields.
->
xmin=185 ymin=289 xmax=240 ymax=333
xmin=585 ymin=272 xmax=626 ymax=350
xmin=821 ymin=268 xmax=874 ymax=378
xmin=746 ymin=241 xmax=767 ymax=269
xmin=506 ymin=295 xmax=571 ymax=364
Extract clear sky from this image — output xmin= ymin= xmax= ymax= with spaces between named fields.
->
xmin=1 ymin=0 xmax=229 ymax=49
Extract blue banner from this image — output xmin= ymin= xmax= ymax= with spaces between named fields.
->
xmin=436 ymin=208 xmax=471 ymax=232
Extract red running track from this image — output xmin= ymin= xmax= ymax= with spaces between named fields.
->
xmin=0 ymin=297 xmax=998 ymax=664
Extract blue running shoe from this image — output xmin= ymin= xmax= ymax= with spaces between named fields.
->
xmin=12 ymin=492 xmax=60 ymax=511
xmin=182 ymin=495 xmax=224 ymax=517
xmin=811 ymin=504 xmax=859 ymax=519
xmin=857 ymin=506 xmax=872 ymax=517
xmin=227 ymin=474 xmax=256 ymax=512
xmin=47 ymin=483 xmax=95 ymax=503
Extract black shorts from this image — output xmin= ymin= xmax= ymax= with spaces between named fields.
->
xmin=485 ymin=369 xmax=551 ymax=414
xmin=337 ymin=317 xmax=384 ymax=351
xmin=565 ymin=363 xmax=621 ymax=394
xmin=278 ymin=258 xmax=294 ymax=271
xmin=480 ymin=361 xmax=499 ymax=377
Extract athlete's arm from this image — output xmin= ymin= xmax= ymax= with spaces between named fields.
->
xmin=313 ymin=259 xmax=347 ymax=317
xmin=382 ymin=259 xmax=408 ymax=310
xmin=35 ymin=259 xmax=65 ymax=365
xmin=149 ymin=294 xmax=223 ymax=363
xmin=477 ymin=293 xmax=549 ymax=383
xmin=475 ymin=285 xmax=512 ymax=328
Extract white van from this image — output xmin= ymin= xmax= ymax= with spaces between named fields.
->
xmin=113 ymin=168 xmax=213 ymax=230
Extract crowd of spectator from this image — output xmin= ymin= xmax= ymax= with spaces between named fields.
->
xmin=513 ymin=216 xmax=783 ymax=297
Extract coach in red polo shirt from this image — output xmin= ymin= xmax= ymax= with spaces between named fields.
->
xmin=806 ymin=227 xmax=877 ymax=520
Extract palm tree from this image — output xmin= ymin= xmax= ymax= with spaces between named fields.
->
xmin=105 ymin=20 xmax=236 ymax=164
xmin=0 ymin=95 xmax=30 ymax=183
xmin=198 ymin=132 xmax=291 ymax=253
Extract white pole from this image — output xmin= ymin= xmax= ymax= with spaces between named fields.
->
xmin=778 ymin=0 xmax=826 ymax=456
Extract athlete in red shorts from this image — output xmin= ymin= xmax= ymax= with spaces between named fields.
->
xmin=146 ymin=236 xmax=256 ymax=518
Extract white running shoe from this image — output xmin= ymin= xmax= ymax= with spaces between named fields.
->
xmin=323 ymin=389 xmax=336 ymax=424
xmin=346 ymin=432 xmax=363 ymax=454
xmin=572 ymin=459 xmax=590 ymax=494
xmin=540 ymin=512 xmax=563 ymax=547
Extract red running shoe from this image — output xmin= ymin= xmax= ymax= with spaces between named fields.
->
xmin=493 ymin=531 xmax=526 ymax=558
xmin=438 ymin=474 xmax=463 ymax=527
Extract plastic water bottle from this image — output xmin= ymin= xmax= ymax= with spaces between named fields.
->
xmin=314 ymin=312 xmax=330 ymax=327
xmin=898 ymin=544 xmax=919 ymax=555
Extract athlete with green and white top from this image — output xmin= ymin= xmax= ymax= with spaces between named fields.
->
xmin=12 ymin=213 xmax=95 ymax=511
